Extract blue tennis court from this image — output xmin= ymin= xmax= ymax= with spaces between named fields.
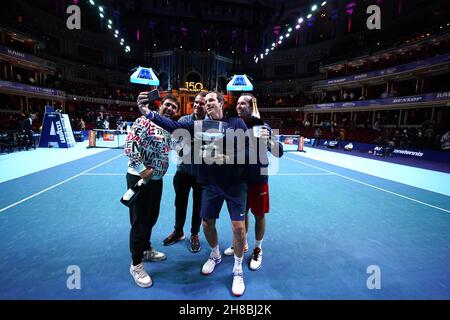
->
xmin=0 ymin=147 xmax=449 ymax=300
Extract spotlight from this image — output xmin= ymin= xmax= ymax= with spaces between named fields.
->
xmin=280 ymin=35 xmax=284 ymax=40
xmin=311 ymin=4 xmax=318 ymax=11
xmin=286 ymin=33 xmax=290 ymax=38
xmin=321 ymin=1 xmax=327 ymax=6
xmin=99 ymin=13 xmax=104 ymax=18
xmin=298 ymin=17 xmax=304 ymax=23
xmin=295 ymin=24 xmax=300 ymax=29
xmin=98 ymin=6 xmax=103 ymax=12
xmin=288 ymin=27 xmax=292 ymax=32
xmin=307 ymin=14 xmax=312 ymax=19
xmin=89 ymin=0 xmax=95 ymax=5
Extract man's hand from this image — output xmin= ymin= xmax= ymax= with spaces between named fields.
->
xmin=139 ymin=167 xmax=154 ymax=183
xmin=137 ymin=92 xmax=151 ymax=117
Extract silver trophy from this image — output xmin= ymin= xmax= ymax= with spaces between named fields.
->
xmin=194 ymin=120 xmax=228 ymax=162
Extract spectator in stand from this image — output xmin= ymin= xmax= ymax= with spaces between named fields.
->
xmin=440 ymin=131 xmax=450 ymax=151
xmin=339 ymin=127 xmax=346 ymax=141
xmin=95 ymin=114 xmax=105 ymax=139
xmin=399 ymin=129 xmax=409 ymax=148
xmin=313 ymin=127 xmax=322 ymax=147
xmin=349 ymin=92 xmax=355 ymax=101
xmin=373 ymin=120 xmax=382 ymax=132
xmin=380 ymin=90 xmax=390 ymax=99
xmin=359 ymin=94 xmax=366 ymax=101
xmin=342 ymin=92 xmax=349 ymax=101
xmin=392 ymin=129 xmax=401 ymax=147
xmin=77 ymin=118 xmax=86 ymax=131
xmin=21 ymin=113 xmax=36 ymax=147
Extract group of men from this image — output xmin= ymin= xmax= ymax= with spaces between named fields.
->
xmin=124 ymin=90 xmax=283 ymax=296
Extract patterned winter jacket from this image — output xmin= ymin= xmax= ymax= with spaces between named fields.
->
xmin=124 ymin=116 xmax=174 ymax=180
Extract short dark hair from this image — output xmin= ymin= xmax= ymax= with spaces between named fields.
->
xmin=161 ymin=94 xmax=180 ymax=110
xmin=207 ymin=90 xmax=224 ymax=104
xmin=196 ymin=91 xmax=207 ymax=98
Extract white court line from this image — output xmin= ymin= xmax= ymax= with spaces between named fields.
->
xmin=0 ymin=154 xmax=125 ymax=213
xmin=82 ymin=173 xmax=126 ymax=176
xmin=269 ymin=173 xmax=335 ymax=176
xmin=284 ymin=156 xmax=450 ymax=214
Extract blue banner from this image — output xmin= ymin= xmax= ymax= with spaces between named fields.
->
xmin=317 ymin=139 xmax=450 ymax=163
xmin=0 ymin=80 xmax=65 ymax=98
xmin=0 ymin=45 xmax=57 ymax=70
xmin=39 ymin=113 xmax=70 ymax=148
xmin=320 ymin=53 xmax=450 ymax=86
xmin=310 ymin=91 xmax=450 ymax=110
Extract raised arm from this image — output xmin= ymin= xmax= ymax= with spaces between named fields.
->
xmin=137 ymin=92 xmax=193 ymax=133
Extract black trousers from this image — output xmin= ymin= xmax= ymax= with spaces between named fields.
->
xmin=313 ymin=137 xmax=320 ymax=146
xmin=127 ymin=173 xmax=163 ymax=265
xmin=173 ymin=170 xmax=203 ymax=236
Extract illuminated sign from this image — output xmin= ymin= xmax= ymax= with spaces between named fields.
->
xmin=130 ymin=67 xmax=160 ymax=86
xmin=226 ymin=74 xmax=253 ymax=91
xmin=180 ymin=82 xmax=206 ymax=92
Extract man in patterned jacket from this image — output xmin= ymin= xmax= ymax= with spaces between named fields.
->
xmin=124 ymin=94 xmax=179 ymax=288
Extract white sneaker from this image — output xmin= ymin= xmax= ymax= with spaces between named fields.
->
xmin=201 ymin=255 xmax=222 ymax=275
xmin=143 ymin=248 xmax=167 ymax=262
xmin=129 ymin=262 xmax=152 ymax=288
xmin=232 ymin=271 xmax=245 ymax=296
xmin=223 ymin=244 xmax=249 ymax=256
xmin=249 ymin=248 xmax=262 ymax=270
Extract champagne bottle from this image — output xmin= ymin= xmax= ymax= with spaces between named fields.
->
xmin=120 ymin=178 xmax=146 ymax=207
xmin=251 ymin=97 xmax=264 ymax=137
xmin=251 ymin=97 xmax=261 ymax=120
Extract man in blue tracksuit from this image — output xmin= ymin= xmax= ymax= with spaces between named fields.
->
xmin=137 ymin=90 xmax=249 ymax=296
xmin=162 ymin=91 xmax=207 ymax=252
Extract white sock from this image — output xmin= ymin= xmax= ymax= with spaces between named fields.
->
xmin=233 ymin=255 xmax=243 ymax=274
xmin=255 ymin=240 xmax=263 ymax=250
xmin=211 ymin=245 xmax=220 ymax=258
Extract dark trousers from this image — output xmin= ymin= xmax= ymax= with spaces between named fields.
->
xmin=127 ymin=173 xmax=163 ymax=265
xmin=313 ymin=137 xmax=320 ymax=147
xmin=173 ymin=170 xmax=203 ymax=235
